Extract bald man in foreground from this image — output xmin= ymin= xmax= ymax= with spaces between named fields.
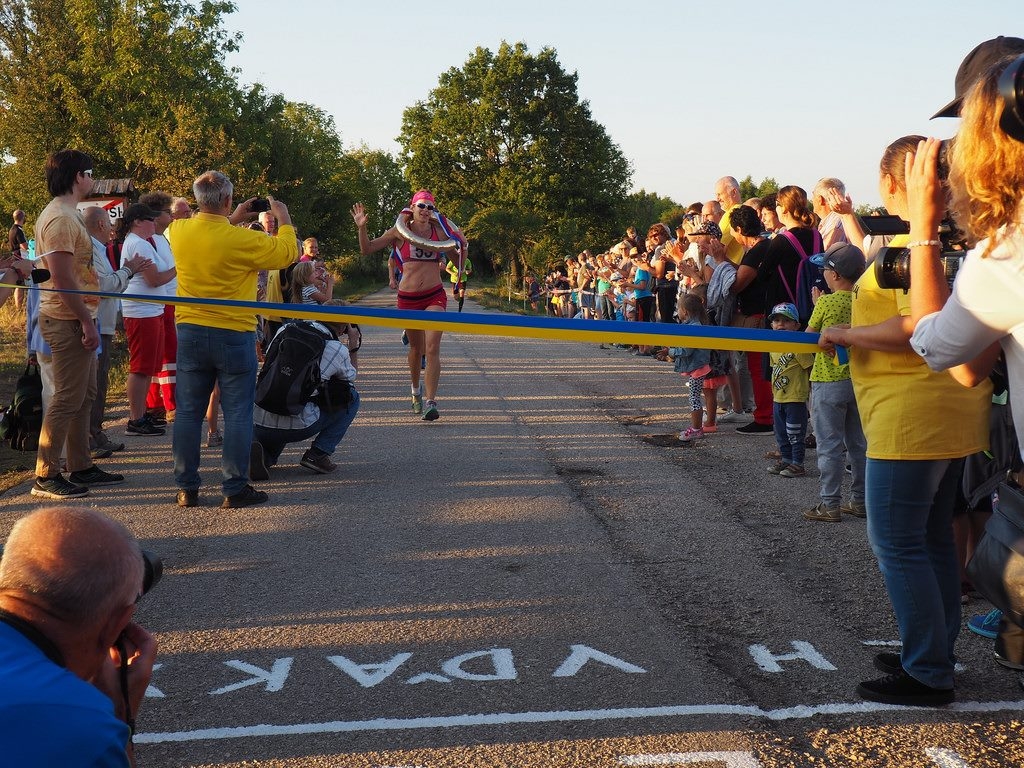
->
xmin=0 ymin=507 xmax=158 ymax=767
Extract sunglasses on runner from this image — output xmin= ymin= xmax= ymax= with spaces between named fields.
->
xmin=415 ymin=203 xmax=436 ymax=211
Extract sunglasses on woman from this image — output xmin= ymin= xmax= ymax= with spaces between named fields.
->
xmin=415 ymin=203 xmax=436 ymax=211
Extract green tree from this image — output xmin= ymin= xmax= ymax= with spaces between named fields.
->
xmin=618 ymin=189 xmax=681 ymax=235
xmin=0 ymin=0 xmax=246 ymax=216
xmin=738 ymin=175 xmax=779 ymax=201
xmin=398 ymin=41 xmax=631 ymax=279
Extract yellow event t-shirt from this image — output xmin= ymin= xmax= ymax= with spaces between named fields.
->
xmin=849 ymin=235 xmax=990 ymax=459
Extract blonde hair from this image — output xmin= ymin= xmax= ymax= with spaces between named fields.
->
xmin=290 ymin=261 xmax=316 ymax=302
xmin=948 ymin=62 xmax=1024 ymax=256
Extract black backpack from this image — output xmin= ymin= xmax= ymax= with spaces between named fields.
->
xmin=255 ymin=321 xmax=336 ymax=416
xmin=0 ymin=364 xmax=44 ymax=451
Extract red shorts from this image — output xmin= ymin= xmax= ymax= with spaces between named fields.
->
xmin=397 ymin=285 xmax=447 ymax=311
xmin=124 ymin=315 xmax=165 ymax=376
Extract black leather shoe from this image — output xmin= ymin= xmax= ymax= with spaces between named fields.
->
xmin=222 ymin=484 xmax=268 ymax=509
xmin=177 ymin=489 xmax=199 ymax=508
xmin=873 ymin=652 xmax=903 ymax=676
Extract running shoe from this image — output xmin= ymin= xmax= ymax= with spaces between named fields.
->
xmin=422 ymin=400 xmax=439 ymax=421
xmin=968 ymin=609 xmax=1002 ymax=640
xmin=679 ymin=427 xmax=704 ymax=442
xmin=412 ymin=394 xmax=423 ymax=414
xmin=30 ymin=475 xmax=89 ymax=499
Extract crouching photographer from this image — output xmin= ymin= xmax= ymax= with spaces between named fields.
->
xmin=907 ymin=53 xmax=1024 ymax=686
xmin=0 ymin=507 xmax=160 ymax=766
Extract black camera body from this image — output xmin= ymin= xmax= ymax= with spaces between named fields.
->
xmin=248 ymin=198 xmax=271 ymax=213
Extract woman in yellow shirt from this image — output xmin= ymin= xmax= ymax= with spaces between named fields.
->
xmin=821 ymin=135 xmax=990 ymax=706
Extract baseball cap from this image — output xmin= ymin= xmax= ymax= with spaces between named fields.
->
xmin=809 ymin=242 xmax=866 ymax=281
xmin=769 ymin=302 xmax=799 ymax=323
xmin=933 ymin=36 xmax=1024 ymax=118
xmin=689 ymin=221 xmax=722 ymax=239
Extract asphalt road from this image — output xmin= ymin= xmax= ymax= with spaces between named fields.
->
xmin=2 ymin=290 xmax=1023 ymax=767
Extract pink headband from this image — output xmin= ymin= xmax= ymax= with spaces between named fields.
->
xmin=410 ymin=190 xmax=435 ymax=207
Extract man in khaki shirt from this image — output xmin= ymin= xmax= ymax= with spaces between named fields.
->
xmin=31 ymin=150 xmax=125 ymax=499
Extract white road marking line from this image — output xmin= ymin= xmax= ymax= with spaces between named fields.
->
xmin=925 ymin=747 xmax=975 ymax=767
xmin=135 ymin=699 xmax=1024 ymax=745
xmin=620 ymin=751 xmax=764 ymax=766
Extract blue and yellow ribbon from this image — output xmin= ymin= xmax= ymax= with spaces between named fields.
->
xmin=1 ymin=280 xmax=822 ymax=355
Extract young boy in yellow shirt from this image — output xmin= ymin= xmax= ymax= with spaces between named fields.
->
xmin=767 ymin=302 xmax=815 ymax=478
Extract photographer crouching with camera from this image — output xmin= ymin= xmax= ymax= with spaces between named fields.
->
xmin=906 ymin=51 xmax=1024 ymax=689
xmin=0 ymin=507 xmax=159 ymax=766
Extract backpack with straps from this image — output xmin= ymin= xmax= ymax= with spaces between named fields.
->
xmin=777 ymin=229 xmax=824 ymax=324
xmin=255 ymin=321 xmax=337 ymax=416
xmin=0 ymin=363 xmax=44 ymax=451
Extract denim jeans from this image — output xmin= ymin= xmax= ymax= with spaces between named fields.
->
xmin=866 ymin=458 xmax=963 ymax=689
xmin=773 ymin=401 xmax=807 ymax=466
xmin=173 ymin=324 xmax=257 ymax=497
xmin=811 ymin=379 xmax=866 ymax=506
xmin=254 ymin=390 xmax=360 ymax=465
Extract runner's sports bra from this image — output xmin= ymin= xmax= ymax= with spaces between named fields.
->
xmin=396 ymin=223 xmax=443 ymax=263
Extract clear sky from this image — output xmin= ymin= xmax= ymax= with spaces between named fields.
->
xmin=223 ymin=1 xmax=1018 ymax=210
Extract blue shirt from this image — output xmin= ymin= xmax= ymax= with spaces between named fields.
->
xmin=633 ymin=267 xmax=653 ymax=300
xmin=0 ymin=621 xmax=130 ymax=767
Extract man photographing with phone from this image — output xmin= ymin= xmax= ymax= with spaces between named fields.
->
xmin=166 ymin=172 xmax=298 ymax=509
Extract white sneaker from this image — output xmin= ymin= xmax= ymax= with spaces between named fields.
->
xmin=717 ymin=409 xmax=745 ymax=423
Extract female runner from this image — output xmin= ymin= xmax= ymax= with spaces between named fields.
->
xmin=351 ymin=190 xmax=466 ymax=421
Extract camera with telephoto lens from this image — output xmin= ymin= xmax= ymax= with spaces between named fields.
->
xmin=0 ymin=545 xmax=163 ymax=596
xmin=873 ymin=140 xmax=967 ymax=292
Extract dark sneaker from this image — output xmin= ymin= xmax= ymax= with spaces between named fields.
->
xmin=856 ymin=671 xmax=954 ymax=706
xmin=422 ymin=400 xmax=439 ymax=421
xmin=145 ymin=408 xmax=168 ymax=427
xmin=222 ymin=484 xmax=268 ymax=509
xmin=94 ymin=431 xmax=126 ymax=452
xmin=873 ymin=652 xmax=903 ymax=676
xmin=90 ymin=445 xmax=115 ymax=460
xmin=207 ymin=429 xmax=223 ymax=447
xmin=249 ymin=441 xmax=269 ymax=481
xmin=31 ymin=475 xmax=89 ymax=499
xmin=126 ymin=417 xmax=165 ymax=436
xmin=177 ymin=489 xmax=199 ymax=508
xmin=300 ymin=449 xmax=337 ymax=474
xmin=68 ymin=466 xmax=125 ymax=486
xmin=736 ymin=421 xmax=774 ymax=435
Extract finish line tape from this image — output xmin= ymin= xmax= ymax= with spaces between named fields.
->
xmin=2 ymin=281 xmax=822 ymax=355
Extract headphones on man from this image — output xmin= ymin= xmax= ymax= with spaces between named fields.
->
xmin=998 ymin=54 xmax=1024 ymax=142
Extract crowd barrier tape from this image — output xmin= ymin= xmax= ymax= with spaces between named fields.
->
xmin=0 ymin=280 xmax=822 ymax=355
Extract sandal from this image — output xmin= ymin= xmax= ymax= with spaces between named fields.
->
xmin=764 ymin=449 xmax=781 ymax=459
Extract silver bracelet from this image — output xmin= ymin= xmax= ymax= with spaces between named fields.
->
xmin=906 ymin=239 xmax=942 ymax=249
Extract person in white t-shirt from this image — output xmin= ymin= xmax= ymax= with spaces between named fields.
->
xmin=118 ymin=203 xmax=176 ymax=436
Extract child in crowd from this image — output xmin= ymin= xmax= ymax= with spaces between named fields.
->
xmin=290 ymin=261 xmax=333 ymax=305
xmin=767 ymin=302 xmax=814 ymax=477
xmin=673 ymin=294 xmax=729 ymax=441
xmin=803 ymin=244 xmax=868 ymax=521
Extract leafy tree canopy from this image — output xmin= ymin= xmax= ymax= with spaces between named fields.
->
xmin=399 ymin=41 xmax=631 ymax=278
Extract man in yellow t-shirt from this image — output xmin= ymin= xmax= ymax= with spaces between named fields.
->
xmin=166 ymin=172 xmax=298 ymax=510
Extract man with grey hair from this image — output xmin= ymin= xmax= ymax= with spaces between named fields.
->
xmin=812 ymin=177 xmax=849 ymax=249
xmin=166 ymin=171 xmax=297 ymax=509
xmin=170 ymin=197 xmax=192 ymax=220
xmin=0 ymin=506 xmax=158 ymax=766
xmin=83 ymin=205 xmax=150 ymax=457
xmin=714 ymin=176 xmax=745 ymax=265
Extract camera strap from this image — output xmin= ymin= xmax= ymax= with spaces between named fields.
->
xmin=0 ymin=608 xmax=66 ymax=668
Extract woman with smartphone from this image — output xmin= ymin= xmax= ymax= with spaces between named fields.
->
xmin=351 ymin=190 xmax=467 ymax=422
